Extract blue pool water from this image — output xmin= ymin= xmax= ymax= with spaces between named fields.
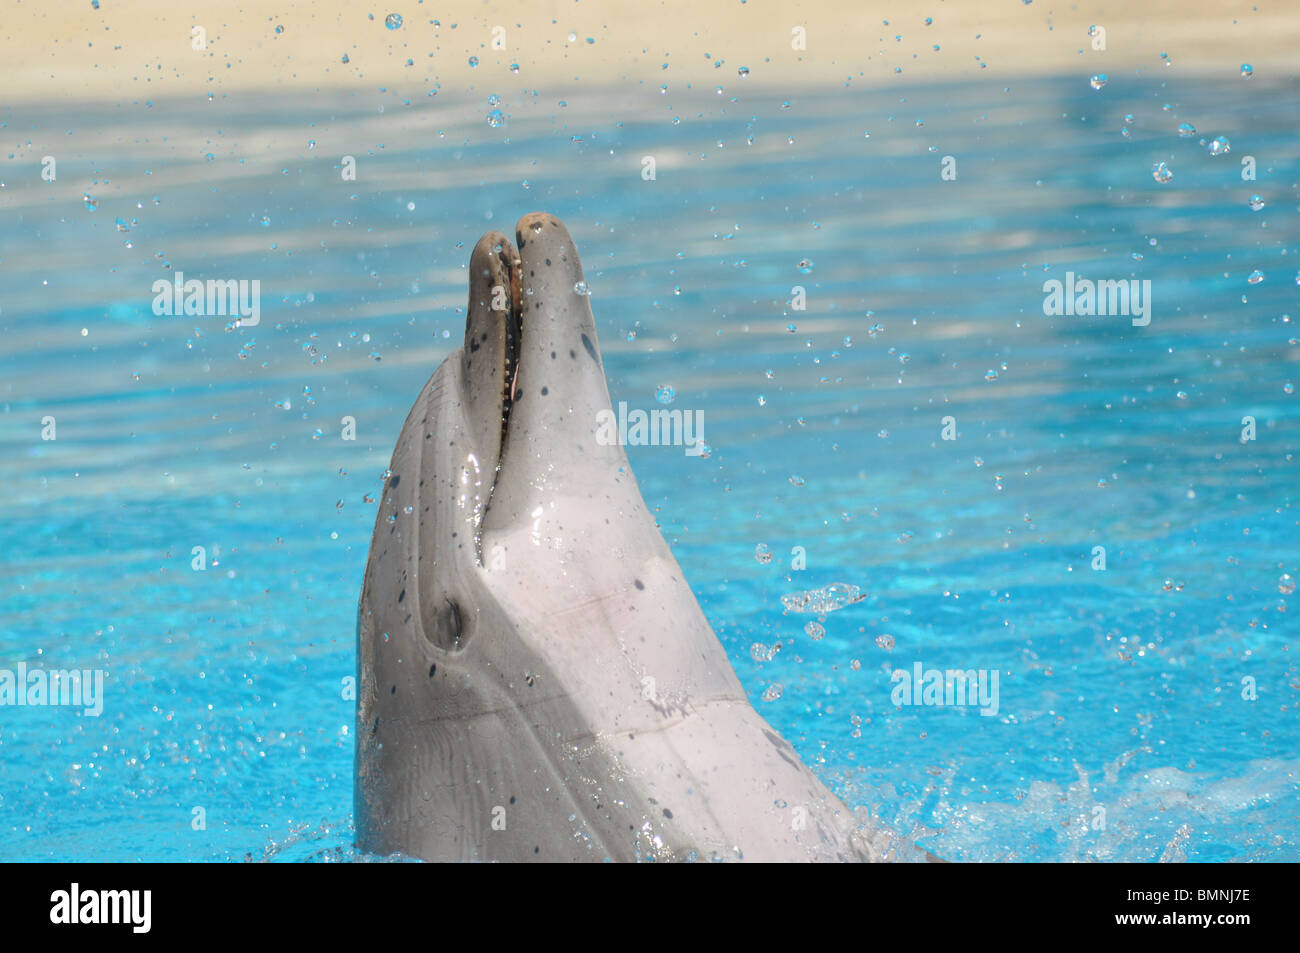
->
xmin=1 ymin=73 xmax=1296 ymax=861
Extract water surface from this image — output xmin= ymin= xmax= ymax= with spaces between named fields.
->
xmin=1 ymin=73 xmax=1297 ymax=861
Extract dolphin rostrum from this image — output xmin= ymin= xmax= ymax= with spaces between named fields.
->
xmin=355 ymin=213 xmax=933 ymax=862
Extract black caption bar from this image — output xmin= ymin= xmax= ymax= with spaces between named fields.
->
xmin=0 ymin=861 xmax=1284 ymax=941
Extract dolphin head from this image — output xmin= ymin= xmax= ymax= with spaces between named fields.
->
xmin=356 ymin=214 xmax=926 ymax=863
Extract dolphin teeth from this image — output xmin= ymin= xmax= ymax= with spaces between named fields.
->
xmin=499 ymin=240 xmax=523 ymax=450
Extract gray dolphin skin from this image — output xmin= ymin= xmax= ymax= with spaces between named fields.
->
xmin=355 ymin=212 xmax=934 ymax=862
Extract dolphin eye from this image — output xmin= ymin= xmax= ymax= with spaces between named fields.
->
xmin=424 ymin=597 xmax=471 ymax=654
xmin=446 ymin=599 xmax=463 ymax=645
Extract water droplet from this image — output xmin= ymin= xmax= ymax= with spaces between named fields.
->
xmin=804 ymin=621 xmax=825 ymax=640
xmin=1207 ymin=135 xmax=1231 ymax=156
xmin=384 ymin=13 xmax=402 ymax=30
xmin=762 ymin=684 xmax=783 ymax=702
xmin=797 ymin=258 xmax=814 ymax=274
xmin=573 ymin=280 xmax=590 ymax=296
xmin=754 ymin=543 xmax=773 ymax=564
xmin=1151 ymin=161 xmax=1173 ymax=184
xmin=1280 ymin=574 xmax=1296 ymax=595
xmin=468 ymin=56 xmax=479 ymax=67
xmin=788 ymin=475 xmax=805 ymax=487
xmin=1240 ymin=63 xmax=1253 ymax=78
xmin=750 ymin=642 xmax=775 ymax=662
xmin=985 ymin=369 xmax=999 ymax=381
xmin=83 ymin=193 xmax=98 ymax=211
xmin=1249 ymin=194 xmax=1265 ymax=211
xmin=655 ymin=384 xmax=675 ymax=404
xmin=737 ymin=66 xmax=750 ymax=78
xmin=1090 ymin=73 xmax=1108 ymax=90
xmin=1177 ymin=122 xmax=1196 ymax=137
xmin=341 ymin=54 xmax=350 ymax=64
xmin=1285 ymin=382 xmax=1295 ymax=395
xmin=780 ymin=582 xmax=863 ymax=614
xmin=487 ymin=109 xmax=505 ymax=127
xmin=1248 ymin=269 xmax=1264 ymax=285
xmin=875 ymin=633 xmax=895 ymax=651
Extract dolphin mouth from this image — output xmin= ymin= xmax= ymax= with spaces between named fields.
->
xmin=464 ymin=213 xmax=612 ymax=549
xmin=458 ymin=227 xmax=525 ymax=563
xmin=460 ymin=228 xmax=523 ymax=494
xmin=497 ymin=243 xmax=524 ymax=456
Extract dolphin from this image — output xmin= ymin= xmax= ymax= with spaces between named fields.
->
xmin=355 ymin=213 xmax=933 ymax=862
